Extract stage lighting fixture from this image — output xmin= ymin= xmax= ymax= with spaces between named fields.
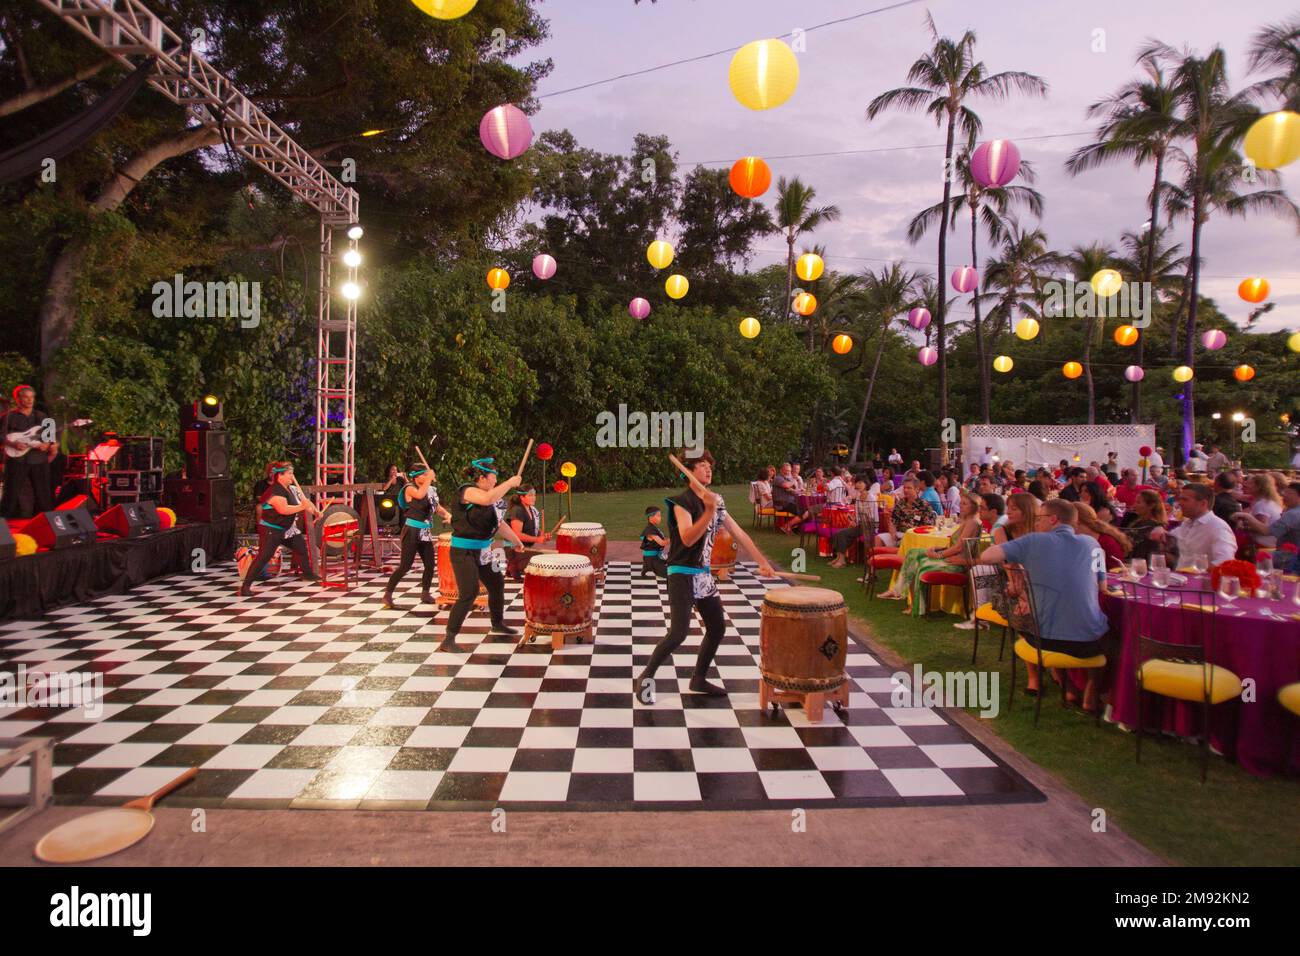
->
xmin=347 ymin=225 xmax=364 ymax=240
xmin=341 ymin=281 xmax=361 ymax=300
xmin=342 ymin=249 xmax=362 ymax=268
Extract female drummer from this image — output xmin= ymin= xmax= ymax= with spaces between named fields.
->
xmin=382 ymin=464 xmax=452 ymax=609
xmin=635 ymin=449 xmax=775 ymax=702
xmin=506 ymin=485 xmax=550 ymax=581
xmin=239 ymin=461 xmax=319 ymax=597
xmin=443 ymin=457 xmax=527 ymax=648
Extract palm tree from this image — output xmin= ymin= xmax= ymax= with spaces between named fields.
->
xmin=1061 ymin=244 xmax=1119 ymax=426
xmin=850 ymin=264 xmax=923 ymax=462
xmin=981 ymin=221 xmax=1060 ymax=353
xmin=1113 ymin=225 xmax=1188 ymax=358
xmin=909 ymin=155 xmax=1043 ymax=423
xmin=866 ymin=13 xmax=1046 ymax=447
xmin=774 ymin=177 xmax=841 ymax=348
xmin=1066 ymin=51 xmax=1180 ymax=422
xmin=1245 ymin=16 xmax=1300 ymax=110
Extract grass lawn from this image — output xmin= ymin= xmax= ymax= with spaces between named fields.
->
xmin=582 ymin=483 xmax=1300 ymax=867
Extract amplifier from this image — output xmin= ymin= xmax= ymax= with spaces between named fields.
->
xmin=108 ymin=470 xmax=143 ymax=492
xmin=123 ymin=436 xmax=165 ymax=471
xmin=64 ymin=454 xmax=90 ymax=480
xmin=107 ymin=490 xmax=141 ymax=506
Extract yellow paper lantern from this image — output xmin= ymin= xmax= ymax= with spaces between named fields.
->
xmin=1014 ymin=318 xmax=1040 ymax=341
xmin=1091 ymin=269 xmax=1123 ymax=297
xmin=1243 ymin=111 xmax=1300 ymax=170
xmin=1114 ymin=325 xmax=1139 ymax=347
xmin=560 ymin=461 xmax=577 ymax=479
xmin=1234 ymin=364 xmax=1256 ymax=382
xmin=647 ymin=240 xmax=674 ymax=270
xmin=1173 ymin=365 xmax=1194 ymax=382
xmin=728 ymin=39 xmax=799 ymax=111
xmin=831 ymin=334 xmax=853 ymax=355
xmin=795 ymin=253 xmax=824 ymax=282
xmin=410 ymin=0 xmax=477 ymax=18
xmin=665 ymin=274 xmax=689 ymax=299
xmin=1288 ymin=331 xmax=1300 ymax=353
xmin=739 ymin=317 xmax=761 ymax=339
xmin=486 ymin=267 xmax=510 ymax=290
xmin=993 ymin=355 xmax=1013 ymax=373
xmin=1238 ymin=277 xmax=1269 ymax=303
xmin=1063 ymin=361 xmax=1083 ymax=379
xmin=792 ymin=292 xmax=817 ymax=316
xmin=14 ymin=533 xmax=37 ymax=557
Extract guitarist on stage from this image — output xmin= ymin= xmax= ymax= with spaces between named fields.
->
xmin=2 ymin=384 xmax=56 ymax=519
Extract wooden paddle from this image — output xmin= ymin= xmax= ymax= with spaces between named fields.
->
xmin=515 ymin=438 xmax=534 ymax=478
xmin=34 ymin=768 xmax=198 ymax=864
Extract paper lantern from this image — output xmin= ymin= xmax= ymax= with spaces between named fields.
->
xmin=832 ymin=334 xmax=854 ymax=355
xmin=739 ymin=317 xmax=761 ymax=338
xmin=729 ymin=156 xmax=771 ymax=198
xmin=969 ymin=139 xmax=1021 ymax=188
xmin=665 ymin=274 xmax=689 ymax=299
xmin=536 ymin=443 xmax=554 ymax=461
xmin=917 ymin=346 xmax=937 ymax=366
xmin=486 ymin=268 xmax=510 ymax=290
xmin=907 ymin=307 xmax=931 ymax=330
xmin=993 ymin=355 xmax=1013 ymax=373
xmin=532 ymin=254 xmax=556 ymax=280
xmin=553 ymin=480 xmax=569 ymax=494
xmin=1125 ymin=366 xmax=1145 ymax=383
xmin=792 ymin=292 xmax=817 ymax=316
xmin=1238 ymin=277 xmax=1269 ymax=303
xmin=1063 ymin=361 xmax=1083 ymax=380
xmin=410 ymin=0 xmax=477 ymax=18
xmin=560 ymin=461 xmax=577 ymax=479
xmin=13 ymin=533 xmax=37 ymax=557
xmin=1091 ymin=269 xmax=1123 ymax=297
xmin=951 ymin=266 xmax=979 ymax=293
xmin=1288 ymin=331 xmax=1300 ymax=353
xmin=629 ymin=297 xmax=651 ymax=320
xmin=1173 ymin=365 xmax=1194 ymax=382
xmin=1139 ymin=445 xmax=1153 ymax=457
xmin=479 ymin=104 xmax=532 ymax=160
xmin=728 ymin=39 xmax=799 ymax=111
xmin=157 ymin=507 xmax=176 ymax=529
xmin=796 ymin=253 xmax=825 ymax=283
xmin=1200 ymin=329 xmax=1226 ymax=351
xmin=1114 ymin=325 xmax=1138 ymax=347
xmin=1243 ymin=111 xmax=1300 ymax=170
xmin=1234 ymin=364 xmax=1256 ymax=382
xmin=647 ymin=240 xmax=674 ymax=270
xmin=1014 ymin=318 xmax=1040 ymax=341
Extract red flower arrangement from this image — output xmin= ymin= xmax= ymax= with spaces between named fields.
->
xmin=553 ymin=480 xmax=569 ymax=494
xmin=1209 ymin=560 xmax=1260 ymax=593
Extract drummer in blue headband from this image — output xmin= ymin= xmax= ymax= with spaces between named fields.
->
xmin=382 ymin=463 xmax=452 ymax=610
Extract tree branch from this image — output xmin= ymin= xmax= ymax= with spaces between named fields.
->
xmin=0 ymin=56 xmax=117 ymax=118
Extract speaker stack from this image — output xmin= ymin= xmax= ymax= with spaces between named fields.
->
xmin=167 ymin=397 xmax=233 ymax=522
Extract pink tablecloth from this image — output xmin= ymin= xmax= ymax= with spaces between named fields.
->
xmin=1100 ymin=576 xmax=1300 ymax=776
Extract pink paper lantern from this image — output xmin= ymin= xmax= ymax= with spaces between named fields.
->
xmin=1200 ymin=329 xmax=1226 ymax=350
xmin=951 ymin=266 xmax=979 ymax=293
xmin=479 ymin=104 xmax=533 ymax=160
xmin=628 ymin=297 xmax=651 ymax=320
xmin=969 ymin=139 xmax=1021 ymax=188
xmin=532 ymin=254 xmax=557 ymax=280
xmin=907 ymin=307 xmax=931 ymax=330
xmin=1124 ymin=365 xmax=1145 ymax=383
xmin=918 ymin=346 xmax=938 ymax=366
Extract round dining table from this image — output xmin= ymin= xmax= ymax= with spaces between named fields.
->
xmin=1099 ymin=571 xmax=1300 ymax=777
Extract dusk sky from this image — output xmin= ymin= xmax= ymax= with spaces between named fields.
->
xmin=513 ymin=0 xmax=1299 ymax=334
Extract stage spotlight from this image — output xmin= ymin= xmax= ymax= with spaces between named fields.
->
xmin=341 ymin=281 xmax=361 ymax=300
xmin=342 ymin=249 xmax=362 ymax=268
xmin=376 ymin=497 xmax=399 ymax=527
xmin=347 ymin=225 xmax=364 ymax=240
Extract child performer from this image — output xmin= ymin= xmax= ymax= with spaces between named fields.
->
xmin=382 ymin=464 xmax=451 ymax=609
xmin=506 ymin=485 xmax=549 ymax=581
xmin=639 ymin=505 xmax=668 ymax=578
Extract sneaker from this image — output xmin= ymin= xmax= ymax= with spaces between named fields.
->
xmin=953 ymin=619 xmax=976 ymax=630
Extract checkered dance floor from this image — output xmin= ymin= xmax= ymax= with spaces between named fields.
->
xmin=0 ymin=561 xmax=1041 ymax=810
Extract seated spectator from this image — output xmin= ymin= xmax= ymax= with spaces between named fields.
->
xmin=918 ymin=471 xmax=944 ymax=514
xmin=1145 ymin=482 xmax=1237 ymax=566
xmin=1074 ymin=502 xmax=1131 ymax=571
xmin=748 ymin=467 xmax=773 ymax=512
xmin=1078 ymin=481 xmax=1108 ymax=514
xmin=874 ymin=479 xmax=936 ymax=548
xmin=1113 ymin=468 xmax=1146 ymax=507
xmin=1212 ymin=473 xmax=1242 ymax=523
xmin=1086 ymin=465 xmax=1114 ymax=495
xmin=791 ymin=463 xmax=806 ymax=494
xmin=1230 ymin=473 xmax=1284 ymax=548
xmin=880 ymin=491 xmax=983 ymax=614
xmin=1122 ymin=488 xmax=1170 ymax=564
xmin=825 ymin=468 xmax=848 ymax=505
xmin=829 ymin=478 xmax=877 ymax=568
xmin=978 ymin=492 xmax=1006 ymax=535
xmin=1234 ymin=480 xmax=1300 ymax=569
xmin=996 ymin=491 xmax=1038 ymax=544
xmin=1059 ymin=467 xmax=1087 ymax=501
xmin=1026 ymin=479 xmax=1048 ymax=502
xmin=1147 ymin=464 xmax=1168 ymax=489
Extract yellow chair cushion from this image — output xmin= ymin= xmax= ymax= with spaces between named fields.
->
xmin=1138 ymin=659 xmax=1243 ymax=705
xmin=1275 ymin=682 xmax=1300 ymax=717
xmin=975 ymin=603 xmax=1008 ymax=627
xmin=1014 ymin=637 xmax=1106 ymax=670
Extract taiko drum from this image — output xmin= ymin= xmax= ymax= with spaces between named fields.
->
xmin=556 ymin=522 xmax=607 ymax=577
xmin=523 ymin=553 xmax=596 ymax=646
xmin=436 ymin=532 xmax=488 ymax=608
xmin=710 ymin=525 xmax=737 ymax=580
xmin=759 ymin=586 xmax=848 ymax=695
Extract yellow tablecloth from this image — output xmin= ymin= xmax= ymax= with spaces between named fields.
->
xmin=889 ymin=528 xmax=966 ymax=615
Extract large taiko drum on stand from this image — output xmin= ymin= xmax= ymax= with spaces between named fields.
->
xmin=436 ymin=532 xmax=488 ymax=609
xmin=758 ymin=586 xmax=849 ymax=723
xmin=710 ymin=525 xmax=737 ymax=580
xmin=556 ymin=522 xmax=607 ymax=579
xmin=523 ymin=553 xmax=596 ymax=650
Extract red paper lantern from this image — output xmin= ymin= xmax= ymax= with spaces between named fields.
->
xmin=1139 ymin=446 xmax=1152 ymax=457
xmin=536 ymin=443 xmax=554 ymax=461
xmin=553 ymin=480 xmax=569 ymax=494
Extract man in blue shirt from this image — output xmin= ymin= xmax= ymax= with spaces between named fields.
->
xmin=919 ymin=472 xmax=944 ymax=515
xmin=1234 ymin=481 xmax=1300 ymax=572
xmin=978 ymin=498 xmax=1109 ymax=710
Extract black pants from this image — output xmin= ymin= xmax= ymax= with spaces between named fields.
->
xmin=444 ymin=546 xmax=505 ymax=639
xmin=640 ymin=553 xmax=667 ymax=578
xmin=831 ymin=526 xmax=861 ymax=557
xmin=1 ymin=457 xmax=53 ymax=519
xmin=244 ymin=526 xmax=312 ymax=587
xmin=641 ymin=573 xmax=727 ymax=681
xmin=385 ymin=528 xmax=434 ymax=594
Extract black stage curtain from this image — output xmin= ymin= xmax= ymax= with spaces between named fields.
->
xmin=0 ymin=520 xmax=235 ymax=621
xmin=0 ymin=58 xmax=154 ymax=186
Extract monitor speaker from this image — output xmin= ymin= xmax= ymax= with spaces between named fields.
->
xmin=26 ymin=506 xmax=97 ymax=550
xmin=95 ymin=501 xmax=161 ymax=538
xmin=0 ymin=518 xmax=15 ymax=561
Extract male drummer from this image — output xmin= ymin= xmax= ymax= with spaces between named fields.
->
xmin=639 ymin=505 xmax=668 ymax=578
xmin=635 ymin=448 xmax=775 ymax=702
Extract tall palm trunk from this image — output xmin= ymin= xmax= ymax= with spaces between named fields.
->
xmin=968 ymin=199 xmax=990 ymax=423
xmin=935 ymin=111 xmax=956 ymax=453
xmin=1181 ymin=192 xmax=1205 ymax=464
xmin=1083 ymin=317 xmax=1097 ymax=425
xmin=1133 ymin=150 xmax=1164 ymax=423
xmin=851 ymin=321 xmax=891 ymax=461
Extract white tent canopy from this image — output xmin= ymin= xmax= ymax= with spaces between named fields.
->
xmin=962 ymin=424 xmax=1158 ymax=472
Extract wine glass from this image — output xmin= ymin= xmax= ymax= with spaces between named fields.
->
xmin=1218 ymin=574 xmax=1240 ymax=606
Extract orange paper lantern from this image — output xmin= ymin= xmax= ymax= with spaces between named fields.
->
xmin=832 ymin=334 xmax=853 ymax=355
xmin=1113 ymin=325 xmax=1138 ymax=347
xmin=487 ymin=268 xmax=510 ymax=290
xmin=1238 ymin=277 xmax=1269 ymax=303
xmin=729 ymin=156 xmax=771 ymax=198
xmin=1063 ymin=361 xmax=1083 ymax=379
xmin=792 ymin=292 xmax=817 ymax=316
xmin=1233 ymin=364 xmax=1256 ymax=382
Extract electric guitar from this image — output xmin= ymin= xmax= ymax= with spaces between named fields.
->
xmin=4 ymin=418 xmax=92 ymax=458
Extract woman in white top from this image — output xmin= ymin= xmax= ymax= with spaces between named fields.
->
xmin=1233 ymin=473 xmax=1283 ymax=547
xmin=936 ymin=474 xmax=961 ymax=517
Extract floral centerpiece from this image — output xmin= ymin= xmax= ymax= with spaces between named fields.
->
xmin=1209 ymin=559 xmax=1260 ymax=594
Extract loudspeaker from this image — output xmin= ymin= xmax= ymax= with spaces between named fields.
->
xmin=95 ymin=501 xmax=161 ymax=538
xmin=183 ymin=429 xmax=229 ymax=478
xmin=181 ymin=398 xmax=224 ymax=428
xmin=26 ymin=505 xmax=97 ymax=550
xmin=0 ymin=518 xmax=15 ymax=561
xmin=164 ymin=476 xmax=234 ymax=522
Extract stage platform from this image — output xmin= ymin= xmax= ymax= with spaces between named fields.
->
xmin=0 ymin=520 xmax=236 ymax=621
xmin=0 ymin=560 xmax=1042 ymax=812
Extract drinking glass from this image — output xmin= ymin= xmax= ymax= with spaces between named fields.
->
xmin=1292 ymin=579 xmax=1300 ymax=608
xmin=1150 ymin=553 xmax=1167 ymax=572
xmin=1129 ymin=558 xmax=1147 ymax=579
xmin=1218 ymin=574 xmax=1240 ymax=605
xmin=1152 ymin=567 xmax=1171 ymax=589
xmin=1257 ymin=552 xmax=1273 ymax=576
xmin=1191 ymin=552 xmax=1209 ymax=574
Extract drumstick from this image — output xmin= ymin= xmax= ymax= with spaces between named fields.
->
xmin=547 ymin=513 xmax=568 ymax=536
xmin=515 ymin=438 xmax=534 ymax=478
xmin=773 ymin=571 xmax=821 ymax=582
xmin=415 ymin=445 xmax=432 ymax=472
xmin=667 ymin=453 xmax=710 ymax=497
